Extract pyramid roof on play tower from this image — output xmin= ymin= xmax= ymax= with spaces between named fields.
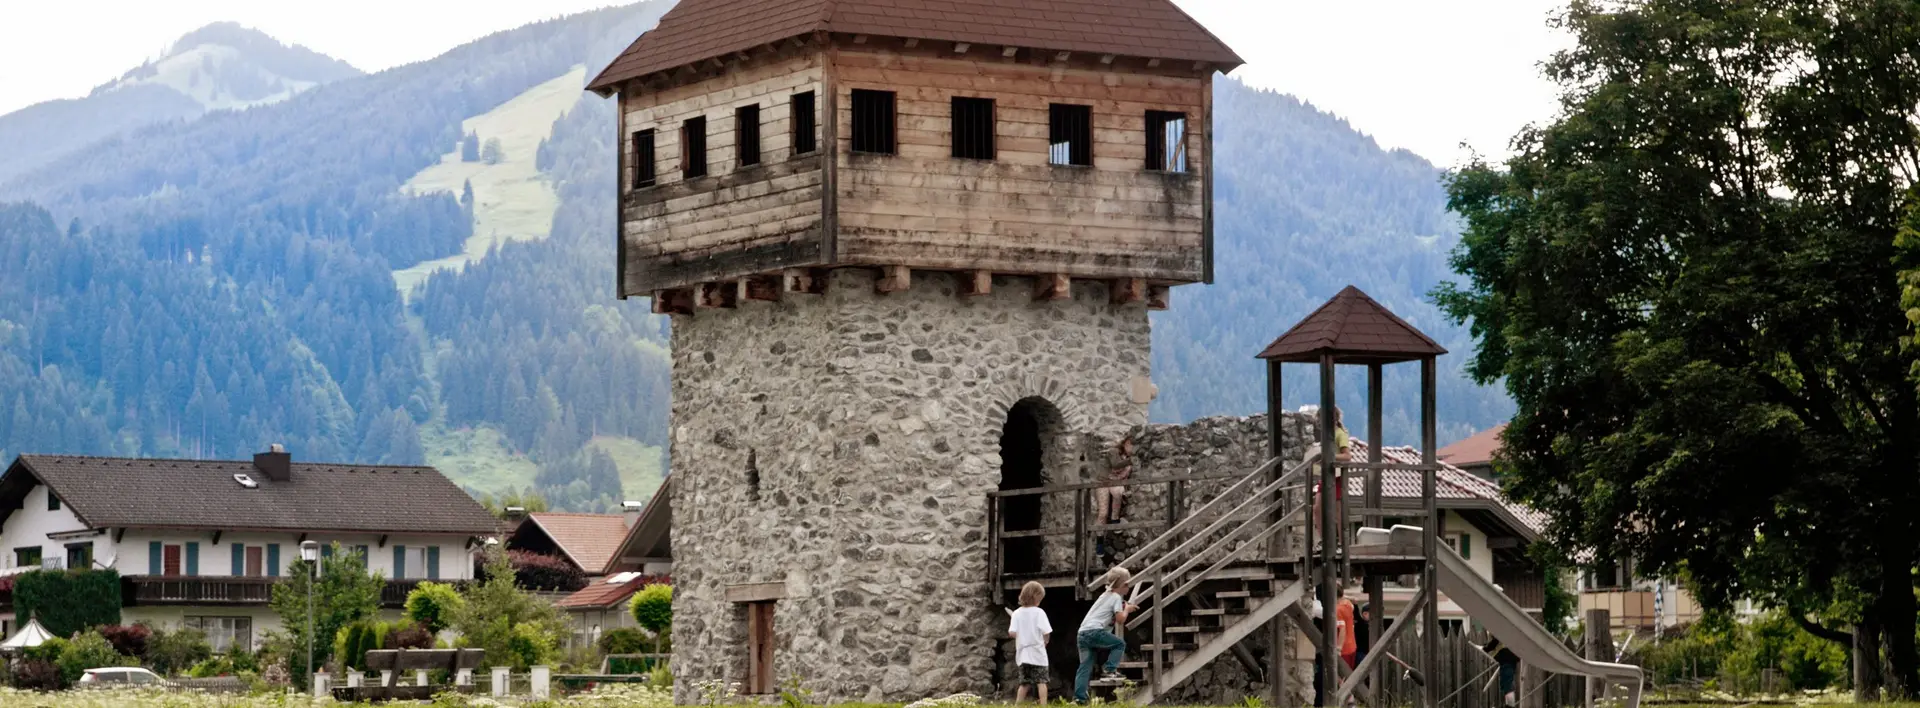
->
xmin=588 ymin=0 xmax=1245 ymax=93
xmin=1257 ymin=285 xmax=1447 ymax=365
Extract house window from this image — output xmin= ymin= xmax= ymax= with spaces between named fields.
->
xmin=1049 ymin=104 xmax=1093 ymax=166
xmin=850 ymin=89 xmax=896 ymax=155
xmin=791 ymin=91 xmax=817 ymax=155
xmin=681 ymin=116 xmax=708 ymax=179
xmin=1457 ymin=533 xmax=1472 ymax=560
xmin=745 ymin=601 xmax=776 ymax=694
xmin=632 ymin=129 xmax=657 ymax=188
xmin=736 ymin=104 xmax=762 ymax=167
xmin=65 ymin=543 xmax=92 ymax=570
xmin=185 ymin=616 xmax=252 ymax=654
xmin=951 ymin=97 xmax=995 ymax=160
xmin=46 ymin=492 xmax=59 ymax=511
xmin=13 ymin=547 xmax=41 ymax=569
xmin=1146 ymin=110 xmax=1188 ymax=172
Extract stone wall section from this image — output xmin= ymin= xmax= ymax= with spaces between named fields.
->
xmin=668 ymin=269 xmax=1151 ymax=703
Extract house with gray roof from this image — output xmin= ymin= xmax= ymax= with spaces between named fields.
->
xmin=0 ymin=446 xmax=500 ymax=652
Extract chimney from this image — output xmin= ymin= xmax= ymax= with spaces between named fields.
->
xmin=621 ymin=500 xmax=644 ymax=528
xmin=504 ymin=505 xmax=528 ymax=522
xmin=254 ymin=443 xmax=291 ymax=482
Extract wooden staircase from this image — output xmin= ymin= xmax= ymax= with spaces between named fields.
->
xmin=1089 ymin=454 xmax=1317 ymax=704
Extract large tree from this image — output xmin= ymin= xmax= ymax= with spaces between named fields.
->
xmin=1436 ymin=0 xmax=1920 ymax=697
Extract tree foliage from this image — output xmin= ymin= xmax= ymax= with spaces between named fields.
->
xmin=268 ymin=544 xmax=383 ymax=685
xmin=15 ymin=569 xmax=120 ymax=638
xmin=452 ymin=550 xmax=566 ymax=670
xmin=1436 ymin=0 xmax=1920 ymax=694
xmin=405 ymin=581 xmax=466 ymax=634
xmin=145 ymin=627 xmax=214 ymax=677
xmin=56 ymin=630 xmax=130 ymax=685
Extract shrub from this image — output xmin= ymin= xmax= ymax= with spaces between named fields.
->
xmin=12 ymin=659 xmax=61 ymax=691
xmin=56 ymin=631 xmax=127 ymax=685
xmin=507 ymin=550 xmax=586 ymax=591
xmin=22 ymin=636 xmax=67 ymax=664
xmin=146 ymin=627 xmax=214 ymax=677
xmin=629 ymin=583 xmax=672 ymax=653
xmin=15 ymin=569 xmax=120 ymax=638
xmin=189 ymin=656 xmax=236 ymax=678
xmin=507 ymin=621 xmax=556 ymax=668
xmin=599 ymin=627 xmax=650 ymax=655
xmin=97 ymin=624 xmax=151 ymax=658
xmin=335 ymin=619 xmax=390 ymax=671
xmin=406 ymin=581 xmax=465 ymax=634
xmin=453 ymin=550 xmax=567 ymax=671
xmin=386 ymin=622 xmax=433 ymax=650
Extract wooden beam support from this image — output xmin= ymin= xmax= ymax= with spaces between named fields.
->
xmin=852 ymin=34 xmax=869 ymax=44
xmin=652 ymin=289 xmax=695 ymax=315
xmin=377 ymin=534 xmax=389 ymax=549
xmin=782 ymin=268 xmax=828 ymax=295
xmin=211 ymin=530 xmax=223 ymax=546
xmin=1147 ymin=284 xmax=1172 ymax=310
xmin=875 ymin=265 xmax=911 ymax=294
xmin=1193 ymin=61 xmax=1210 ymax=72
xmin=903 ymin=38 xmax=919 ymax=48
xmin=1035 ymin=273 xmax=1071 ymax=301
xmin=1111 ymin=278 xmax=1146 ymax=305
xmin=961 ymin=270 xmax=992 ymax=297
xmin=1147 ymin=58 xmax=1162 ymax=68
xmin=954 ymin=42 xmax=971 ymax=54
xmin=696 ymin=281 xmax=738 ymax=309
xmin=1100 ymin=54 xmax=1116 ymax=65
xmin=739 ymin=275 xmax=781 ymax=302
xmin=1055 ymin=51 xmax=1071 ymax=62
xmin=1001 ymin=46 xmax=1019 ymax=58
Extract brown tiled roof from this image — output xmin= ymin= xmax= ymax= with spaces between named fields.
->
xmin=1439 ymin=423 xmax=1506 ymax=468
xmin=1256 ymin=285 xmax=1447 ymax=364
xmin=556 ymin=572 xmax=669 ymax=609
xmin=525 ymin=513 xmax=632 ymax=575
xmin=2 ymin=455 xmax=499 ymax=535
xmin=587 ymin=0 xmax=1244 ymax=92
xmin=1336 ymin=440 xmax=1547 ymax=539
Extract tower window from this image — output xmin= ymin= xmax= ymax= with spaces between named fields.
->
xmin=1146 ymin=111 xmax=1188 ymax=172
xmin=951 ymin=97 xmax=995 ymax=160
xmin=791 ymin=91 xmax=817 ymax=155
xmin=851 ymin=89 xmax=896 ymax=155
xmin=736 ymin=104 xmax=762 ymax=167
xmin=1049 ymin=103 xmax=1093 ymax=166
xmin=746 ymin=449 xmax=761 ymax=502
xmin=632 ymin=129 xmax=657 ymax=187
xmin=681 ymin=116 xmax=708 ymax=179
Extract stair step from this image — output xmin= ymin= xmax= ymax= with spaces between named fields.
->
xmin=1190 ymin=607 xmax=1248 ymax=616
xmin=1118 ymin=661 xmax=1151 ymax=670
xmin=1164 ymin=626 xmax=1203 ymax=635
xmin=1140 ymin=642 xmax=1197 ymax=651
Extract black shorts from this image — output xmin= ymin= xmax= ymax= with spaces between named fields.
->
xmin=1018 ymin=664 xmax=1049 ymax=685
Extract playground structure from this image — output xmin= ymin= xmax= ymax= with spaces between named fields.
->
xmin=992 ymin=286 xmax=1644 ymax=707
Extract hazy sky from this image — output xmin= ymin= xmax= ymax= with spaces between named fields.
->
xmin=0 ymin=0 xmax=1570 ymax=166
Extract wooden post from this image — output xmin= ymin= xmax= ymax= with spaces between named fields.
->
xmin=876 ymin=265 xmax=911 ymax=293
xmin=1317 ymin=353 xmax=1339 ymax=706
xmin=1421 ymin=356 xmax=1439 ymax=708
xmin=1266 ymin=359 xmax=1285 ymax=559
xmin=1074 ymin=488 xmax=1089 ymax=599
xmin=986 ymin=494 xmax=1001 ymax=590
xmin=1270 ymin=615 xmax=1289 ymax=707
xmin=1036 ymin=273 xmax=1071 ymax=301
xmin=961 ymin=270 xmax=992 ymax=297
xmin=1584 ymin=608 xmax=1611 ymax=706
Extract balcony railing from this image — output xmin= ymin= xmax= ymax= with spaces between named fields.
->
xmin=124 ymin=576 xmax=468 ymax=607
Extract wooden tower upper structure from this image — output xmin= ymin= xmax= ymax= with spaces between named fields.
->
xmin=589 ymin=0 xmax=1243 ymax=311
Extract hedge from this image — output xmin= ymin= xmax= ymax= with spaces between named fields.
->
xmin=16 ymin=569 xmax=120 ymax=637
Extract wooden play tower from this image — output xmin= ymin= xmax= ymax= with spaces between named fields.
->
xmin=1258 ymin=285 xmax=1447 ymax=708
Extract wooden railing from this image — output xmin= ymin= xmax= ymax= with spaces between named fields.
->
xmin=123 ymin=576 xmax=466 ymax=607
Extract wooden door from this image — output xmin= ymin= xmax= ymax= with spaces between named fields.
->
xmin=162 ymin=545 xmax=182 ymax=576
xmin=245 ymin=547 xmax=264 ymax=577
xmin=746 ymin=602 xmax=775 ymax=694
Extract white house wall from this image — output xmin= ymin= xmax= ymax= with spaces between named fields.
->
xmin=0 ymin=483 xmax=95 ymax=569
xmin=117 ymin=530 xmax=478 ymax=581
xmin=1441 ymin=510 xmax=1496 ymax=582
xmin=125 ymin=606 xmax=410 ymax=654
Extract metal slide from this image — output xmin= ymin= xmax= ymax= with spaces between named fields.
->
xmin=1409 ymin=526 xmax=1643 ymax=708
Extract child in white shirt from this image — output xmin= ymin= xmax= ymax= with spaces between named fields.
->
xmin=1008 ymin=581 xmax=1054 ymax=703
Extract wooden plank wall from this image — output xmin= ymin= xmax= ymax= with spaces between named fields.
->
xmin=831 ymin=47 xmax=1210 ymax=282
xmin=619 ymin=53 xmax=828 ymax=293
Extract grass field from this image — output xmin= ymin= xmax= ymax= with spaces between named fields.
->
xmin=392 ymin=65 xmax=586 ymax=299
xmin=423 ymin=422 xmax=666 ymax=506
xmin=588 ymin=434 xmax=668 ymax=503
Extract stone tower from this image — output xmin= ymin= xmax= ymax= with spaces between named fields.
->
xmin=588 ymin=1 xmax=1241 ymax=701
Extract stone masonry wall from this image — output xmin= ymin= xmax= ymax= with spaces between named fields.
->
xmin=668 ymin=269 xmax=1151 ymax=703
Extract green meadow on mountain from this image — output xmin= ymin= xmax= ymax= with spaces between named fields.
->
xmin=0 ymin=2 xmax=1506 ymax=510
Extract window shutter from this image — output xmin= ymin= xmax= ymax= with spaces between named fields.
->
xmin=185 ymin=542 xmax=200 ymax=576
xmin=149 ymin=541 xmax=161 ymax=575
xmin=393 ymin=545 xmax=406 ymax=580
xmin=1460 ymin=534 xmax=1472 ymax=560
xmin=232 ymin=544 xmax=245 ymax=576
xmin=267 ymin=544 xmax=281 ymax=577
xmin=426 ymin=546 xmax=440 ymax=580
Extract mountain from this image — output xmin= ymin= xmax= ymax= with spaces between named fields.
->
xmin=0 ymin=23 xmax=361 ymax=186
xmin=0 ymin=3 xmax=1508 ymax=511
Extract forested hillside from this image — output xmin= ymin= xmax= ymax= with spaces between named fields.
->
xmin=0 ymin=2 xmax=1507 ymax=511
xmin=1151 ymin=81 xmax=1514 ymax=444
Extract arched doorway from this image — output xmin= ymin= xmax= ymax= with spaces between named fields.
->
xmin=998 ymin=398 xmax=1059 ymax=574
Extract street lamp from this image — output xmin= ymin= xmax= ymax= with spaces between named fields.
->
xmin=300 ymin=540 xmax=320 ymax=690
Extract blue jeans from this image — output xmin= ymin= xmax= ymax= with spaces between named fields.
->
xmin=1074 ymin=629 xmax=1126 ymax=702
